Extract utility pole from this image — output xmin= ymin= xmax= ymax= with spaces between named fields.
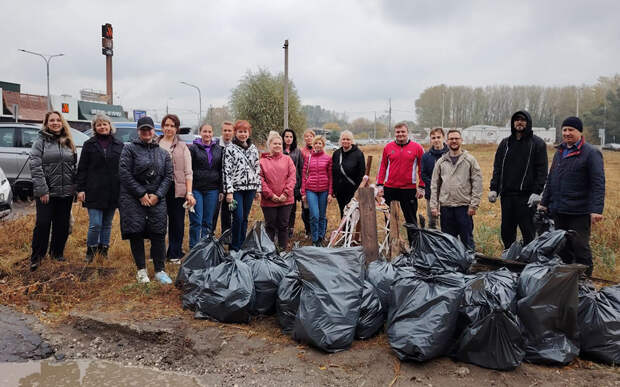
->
xmin=374 ymin=111 xmax=377 ymax=140
xmin=180 ymin=81 xmax=202 ymax=126
xmin=388 ymin=98 xmax=392 ymax=137
xmin=18 ymin=49 xmax=64 ymax=111
xmin=576 ymin=86 xmax=581 ymax=117
xmin=441 ymin=86 xmax=445 ymax=128
xmin=283 ymin=39 xmax=289 ymax=130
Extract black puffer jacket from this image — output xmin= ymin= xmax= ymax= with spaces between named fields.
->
xmin=30 ymin=129 xmax=77 ymax=198
xmin=332 ymin=144 xmax=366 ymax=195
xmin=189 ymin=140 xmax=223 ymax=193
xmin=490 ymin=110 xmax=548 ymax=196
xmin=284 ymin=147 xmax=303 ymax=200
xmin=76 ymin=135 xmax=124 ymax=209
xmin=118 ymin=139 xmax=173 ymax=239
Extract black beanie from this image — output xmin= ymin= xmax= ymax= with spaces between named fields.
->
xmin=561 ymin=116 xmax=583 ymax=132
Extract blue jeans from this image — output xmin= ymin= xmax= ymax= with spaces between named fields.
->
xmin=189 ymin=189 xmax=220 ymax=249
xmin=86 ymin=208 xmax=115 ymax=247
xmin=306 ymin=190 xmax=328 ymax=242
xmin=231 ymin=190 xmax=256 ymax=251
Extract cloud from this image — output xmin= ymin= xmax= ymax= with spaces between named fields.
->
xmin=2 ymin=0 xmax=619 ymax=125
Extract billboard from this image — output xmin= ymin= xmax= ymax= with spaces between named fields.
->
xmin=133 ymin=110 xmax=147 ymax=121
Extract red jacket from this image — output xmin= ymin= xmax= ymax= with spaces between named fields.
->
xmin=377 ymin=140 xmax=425 ymax=189
xmin=301 ymin=150 xmax=333 ymax=195
xmin=259 ymin=152 xmax=297 ymax=207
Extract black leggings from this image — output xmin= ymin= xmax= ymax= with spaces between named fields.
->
xmin=31 ymin=196 xmax=73 ymax=261
xmin=130 ymin=235 xmax=166 ymax=272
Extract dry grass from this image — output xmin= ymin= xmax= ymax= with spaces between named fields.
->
xmin=0 ymin=143 xmax=618 ymax=319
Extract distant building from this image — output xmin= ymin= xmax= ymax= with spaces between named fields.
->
xmin=461 ymin=124 xmax=556 ymax=145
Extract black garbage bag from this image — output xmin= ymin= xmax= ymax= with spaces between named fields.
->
xmin=407 ymin=227 xmax=473 ymax=273
xmin=517 ymin=230 xmax=567 ymax=263
xmin=292 ymin=246 xmax=365 ymax=353
xmin=193 ymin=256 xmax=256 ymax=323
xmin=241 ymin=249 xmax=293 ymax=315
xmin=175 ymin=232 xmax=227 ymax=290
xmin=578 ymin=282 xmax=620 ymax=364
xmin=241 ymin=221 xmax=277 ymax=253
xmin=501 ymin=240 xmax=523 ymax=260
xmin=367 ymin=258 xmax=397 ymax=310
xmin=454 ymin=268 xmax=525 ymax=370
xmin=276 ymin=263 xmax=302 ymax=335
xmin=356 ymin=281 xmax=385 ymax=340
xmin=387 ymin=267 xmax=465 ymax=361
xmin=517 ymin=259 xmax=581 ymax=365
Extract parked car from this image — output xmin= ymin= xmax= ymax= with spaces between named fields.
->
xmin=0 ymin=166 xmax=12 ymax=218
xmin=602 ymin=143 xmax=620 ymax=151
xmin=0 ymin=123 xmax=89 ymax=200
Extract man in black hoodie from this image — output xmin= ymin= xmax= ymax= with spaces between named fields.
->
xmin=489 ymin=110 xmax=548 ymax=249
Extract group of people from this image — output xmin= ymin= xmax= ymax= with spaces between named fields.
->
xmin=26 ymin=108 xmax=605 ymax=281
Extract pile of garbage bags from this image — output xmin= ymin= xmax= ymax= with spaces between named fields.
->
xmin=176 ymin=221 xmax=615 ymax=370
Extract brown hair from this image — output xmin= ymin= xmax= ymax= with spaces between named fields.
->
xmin=446 ymin=129 xmax=462 ymax=138
xmin=43 ymin=111 xmax=76 ymax=152
xmin=429 ymin=127 xmax=445 ymax=137
xmin=161 ymin=114 xmax=181 ymax=132
xmin=394 ymin=122 xmax=409 ymax=130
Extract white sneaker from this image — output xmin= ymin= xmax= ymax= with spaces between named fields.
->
xmin=136 ymin=269 xmax=150 ymax=283
xmin=154 ymin=271 xmax=173 ymax=284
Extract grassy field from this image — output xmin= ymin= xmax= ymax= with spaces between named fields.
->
xmin=0 ymin=143 xmax=618 ymax=318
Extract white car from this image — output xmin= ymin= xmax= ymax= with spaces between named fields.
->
xmin=0 ymin=166 xmax=13 ymax=218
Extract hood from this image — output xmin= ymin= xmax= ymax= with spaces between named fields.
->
xmin=132 ymin=138 xmax=159 ymax=148
xmin=193 ymin=138 xmax=215 ymax=149
xmin=341 ymin=144 xmax=359 ymax=153
xmin=233 ymin=136 xmax=252 ymax=149
xmin=429 ymin=143 xmax=448 ymax=156
xmin=510 ymin=110 xmax=533 ymax=138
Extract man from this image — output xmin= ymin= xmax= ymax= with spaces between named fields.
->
xmin=377 ymin=122 xmax=425 ymax=243
xmin=489 ymin=110 xmax=548 ymax=250
xmin=421 ymin=127 xmax=449 ymax=229
xmin=539 ymin=116 xmax=605 ymax=276
xmin=430 ymin=129 xmax=482 ymax=249
xmin=214 ymin=121 xmax=235 ymax=236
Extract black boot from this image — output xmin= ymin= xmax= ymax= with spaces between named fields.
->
xmin=52 ymin=255 xmax=66 ymax=262
xmin=98 ymin=244 xmax=109 ymax=259
xmin=85 ymin=246 xmax=97 ymax=263
xmin=30 ymin=256 xmax=41 ymax=272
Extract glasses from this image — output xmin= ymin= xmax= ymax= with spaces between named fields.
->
xmin=448 ymin=137 xmax=461 ymax=141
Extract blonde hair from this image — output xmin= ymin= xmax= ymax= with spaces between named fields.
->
xmin=339 ymin=130 xmax=354 ymax=146
xmin=43 ymin=111 xmax=76 ymax=153
xmin=303 ymin=128 xmax=316 ymax=137
xmin=312 ymin=135 xmax=325 ymax=146
xmin=267 ymin=130 xmax=282 ymax=146
xmin=92 ymin=113 xmax=116 ymax=134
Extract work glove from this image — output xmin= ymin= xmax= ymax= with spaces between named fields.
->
xmin=488 ymin=191 xmax=498 ymax=203
xmin=527 ymin=193 xmax=542 ymax=208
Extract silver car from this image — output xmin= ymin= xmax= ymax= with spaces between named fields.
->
xmin=0 ymin=123 xmax=88 ymax=200
xmin=0 ymin=166 xmax=12 ymax=218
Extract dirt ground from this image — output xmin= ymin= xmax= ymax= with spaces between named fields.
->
xmin=11 ymin=303 xmax=609 ymax=387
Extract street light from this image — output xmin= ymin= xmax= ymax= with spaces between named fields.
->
xmin=19 ymin=49 xmax=64 ymax=111
xmin=179 ymin=81 xmax=202 ymax=125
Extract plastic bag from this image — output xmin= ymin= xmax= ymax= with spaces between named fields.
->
xmin=517 ymin=230 xmax=567 ymax=263
xmin=501 ymin=240 xmax=523 ymax=260
xmin=517 ymin=259 xmax=581 ymax=365
xmin=193 ymin=256 xmax=256 ymax=323
xmin=356 ymin=281 xmax=385 ymax=340
xmin=407 ymin=227 xmax=473 ymax=273
xmin=241 ymin=250 xmax=292 ymax=315
xmin=387 ymin=267 xmax=465 ymax=361
xmin=292 ymin=246 xmax=365 ymax=353
xmin=578 ymin=282 xmax=620 ymax=364
xmin=241 ymin=221 xmax=277 ymax=253
xmin=276 ymin=264 xmax=302 ymax=335
xmin=454 ymin=268 xmax=525 ymax=370
xmin=367 ymin=258 xmax=397 ymax=310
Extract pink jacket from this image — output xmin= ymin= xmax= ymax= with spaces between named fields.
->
xmin=301 ymin=150 xmax=333 ymax=195
xmin=259 ymin=152 xmax=296 ymax=207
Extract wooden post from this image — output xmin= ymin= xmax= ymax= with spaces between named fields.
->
xmin=389 ymin=201 xmax=402 ymax=259
xmin=365 ymin=155 xmax=373 ymax=177
xmin=358 ymin=187 xmax=378 ymax=264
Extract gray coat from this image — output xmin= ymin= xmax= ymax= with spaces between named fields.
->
xmin=29 ymin=129 xmax=77 ymax=198
xmin=118 ymin=139 xmax=173 ymax=239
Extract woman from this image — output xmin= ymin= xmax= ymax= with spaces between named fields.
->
xmin=188 ymin=124 xmax=223 ymax=248
xmin=29 ymin=111 xmax=77 ymax=271
xmin=118 ymin=116 xmax=174 ymax=284
xmin=332 ymin=130 xmax=366 ymax=217
xmin=281 ymin=129 xmax=303 ymax=239
xmin=157 ymin=114 xmax=194 ymax=262
xmin=77 ymin=114 xmax=124 ymax=262
xmin=260 ymin=131 xmax=296 ymax=250
xmin=223 ymin=120 xmax=261 ymax=251
xmin=299 ymin=129 xmax=315 ymax=237
xmin=301 ymin=136 xmax=333 ymax=247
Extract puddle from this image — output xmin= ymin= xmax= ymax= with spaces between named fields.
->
xmin=0 ymin=359 xmax=203 ymax=386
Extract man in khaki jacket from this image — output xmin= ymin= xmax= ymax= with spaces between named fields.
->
xmin=430 ymin=129 xmax=483 ymax=249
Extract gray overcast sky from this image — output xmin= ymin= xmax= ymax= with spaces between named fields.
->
xmin=3 ymin=0 xmax=619 ymax=125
